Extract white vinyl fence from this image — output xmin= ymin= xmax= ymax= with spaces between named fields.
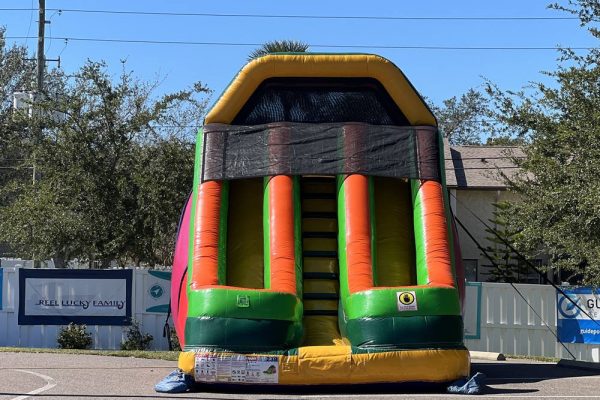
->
xmin=0 ymin=267 xmax=172 ymax=350
xmin=464 ymin=282 xmax=600 ymax=362
xmin=1 ymin=266 xmax=598 ymax=361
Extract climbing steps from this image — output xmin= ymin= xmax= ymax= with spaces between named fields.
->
xmin=300 ymin=176 xmax=342 ymax=346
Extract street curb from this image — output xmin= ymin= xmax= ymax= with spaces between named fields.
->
xmin=470 ymin=351 xmax=506 ymax=361
xmin=558 ymin=359 xmax=600 ymax=370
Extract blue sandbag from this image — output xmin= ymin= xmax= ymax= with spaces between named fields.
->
xmin=155 ymin=369 xmax=195 ymax=393
xmin=447 ymin=372 xmax=487 ymax=395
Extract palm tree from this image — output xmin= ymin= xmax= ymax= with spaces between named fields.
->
xmin=247 ymin=40 xmax=310 ymax=61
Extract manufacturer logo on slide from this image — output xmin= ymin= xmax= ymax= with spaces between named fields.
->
xmin=397 ymin=291 xmax=418 ymax=311
xmin=399 ymin=292 xmax=415 ymax=305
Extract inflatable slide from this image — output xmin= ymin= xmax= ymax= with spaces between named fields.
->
xmin=163 ymin=53 xmax=469 ymax=390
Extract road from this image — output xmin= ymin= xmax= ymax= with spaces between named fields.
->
xmin=1 ymin=352 xmax=599 ymax=399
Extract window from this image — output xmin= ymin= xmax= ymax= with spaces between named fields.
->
xmin=519 ymin=259 xmax=543 ymax=284
xmin=463 ymin=259 xmax=478 ymax=282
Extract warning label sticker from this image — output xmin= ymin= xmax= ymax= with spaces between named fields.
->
xmin=396 ymin=291 xmax=418 ymax=311
xmin=194 ymin=353 xmax=217 ymax=382
xmin=194 ymin=353 xmax=279 ymax=384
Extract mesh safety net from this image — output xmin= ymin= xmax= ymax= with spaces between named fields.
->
xmin=232 ymin=78 xmax=411 ymax=125
xmin=202 ymin=122 xmax=440 ymax=182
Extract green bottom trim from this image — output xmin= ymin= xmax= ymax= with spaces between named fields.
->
xmin=344 ymin=287 xmax=461 ymax=319
xmin=184 ymin=316 xmax=303 ymax=352
xmin=187 ymin=288 xmax=302 ymax=321
xmin=343 ymin=315 xmax=464 ymax=348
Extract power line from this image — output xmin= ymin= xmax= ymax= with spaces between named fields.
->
xmin=0 ymin=8 xmax=38 ymax=11
xmin=448 ymin=156 xmax=526 ymax=160
xmin=46 ymin=9 xmax=585 ymax=21
xmin=446 ymin=166 xmax=520 ymax=170
xmin=24 ymin=0 xmax=35 ymax=49
xmin=5 ymin=36 xmax=597 ymax=51
xmin=0 ymin=8 xmax=582 ymax=21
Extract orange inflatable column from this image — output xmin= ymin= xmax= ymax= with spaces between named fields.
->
xmin=344 ymin=174 xmax=374 ymax=293
xmin=265 ymin=123 xmax=297 ymax=295
xmin=342 ymin=123 xmax=374 ymax=294
xmin=191 ymin=181 xmax=222 ymax=290
xmin=418 ymin=180 xmax=454 ymax=288
xmin=267 ymin=175 xmax=297 ymax=295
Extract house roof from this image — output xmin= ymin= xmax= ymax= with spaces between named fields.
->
xmin=444 ymin=139 xmax=525 ymax=189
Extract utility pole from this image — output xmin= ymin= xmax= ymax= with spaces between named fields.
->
xmin=32 ymin=0 xmax=45 ymax=268
xmin=36 ymin=0 xmax=45 ymax=93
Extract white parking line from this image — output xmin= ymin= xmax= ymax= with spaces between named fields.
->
xmin=487 ymin=375 xmax=600 ymax=381
xmin=305 ymin=395 xmax=600 ymax=399
xmin=10 ymin=370 xmax=57 ymax=400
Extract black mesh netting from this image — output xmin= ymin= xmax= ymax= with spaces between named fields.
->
xmin=232 ymin=78 xmax=410 ymax=125
xmin=202 ymin=122 xmax=440 ymax=181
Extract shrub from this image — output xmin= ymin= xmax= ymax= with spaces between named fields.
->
xmin=57 ymin=323 xmax=93 ymax=349
xmin=169 ymin=326 xmax=181 ymax=351
xmin=121 ymin=319 xmax=153 ymax=350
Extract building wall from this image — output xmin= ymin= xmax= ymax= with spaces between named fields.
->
xmin=452 ymin=188 xmax=537 ymax=282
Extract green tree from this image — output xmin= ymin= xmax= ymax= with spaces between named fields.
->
xmin=484 ymin=135 xmax=527 ymax=146
xmin=129 ymin=137 xmax=195 ymax=266
xmin=0 ymin=28 xmax=35 ymax=131
xmin=0 ymin=60 xmax=209 ymax=267
xmin=0 ymin=28 xmax=36 ymax=189
xmin=0 ymin=29 xmax=37 ymax=256
xmin=481 ymin=202 xmax=531 ymax=283
xmin=247 ymin=40 xmax=309 ymax=61
xmin=486 ymin=0 xmax=600 ymax=284
xmin=430 ymin=89 xmax=492 ymax=145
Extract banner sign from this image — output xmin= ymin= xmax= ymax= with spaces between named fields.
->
xmin=18 ymin=269 xmax=132 ymax=325
xmin=557 ymin=287 xmax=600 ymax=344
xmin=144 ymin=270 xmax=171 ymax=313
xmin=0 ymin=267 xmax=3 ymax=311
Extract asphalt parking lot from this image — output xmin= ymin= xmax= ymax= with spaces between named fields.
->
xmin=1 ymin=351 xmax=600 ymax=399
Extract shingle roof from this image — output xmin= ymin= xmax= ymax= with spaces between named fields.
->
xmin=444 ymin=139 xmax=525 ymax=188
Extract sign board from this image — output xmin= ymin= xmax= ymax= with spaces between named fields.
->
xmin=144 ymin=270 xmax=171 ymax=313
xmin=464 ymin=282 xmax=482 ymax=340
xmin=0 ymin=267 xmax=3 ymax=311
xmin=557 ymin=287 xmax=600 ymax=344
xmin=18 ymin=269 xmax=132 ymax=325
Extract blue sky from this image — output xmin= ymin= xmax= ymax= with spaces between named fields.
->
xmin=1 ymin=0 xmax=597 ymax=109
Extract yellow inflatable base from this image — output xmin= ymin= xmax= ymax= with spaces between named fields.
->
xmin=179 ymin=346 xmax=470 ymax=385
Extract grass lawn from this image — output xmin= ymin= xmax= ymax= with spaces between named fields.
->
xmin=0 ymin=346 xmax=179 ymax=361
xmin=506 ymin=354 xmax=561 ymax=363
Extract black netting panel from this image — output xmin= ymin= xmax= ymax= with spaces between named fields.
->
xmin=232 ymin=78 xmax=410 ymax=125
xmin=202 ymin=123 xmax=440 ymax=182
